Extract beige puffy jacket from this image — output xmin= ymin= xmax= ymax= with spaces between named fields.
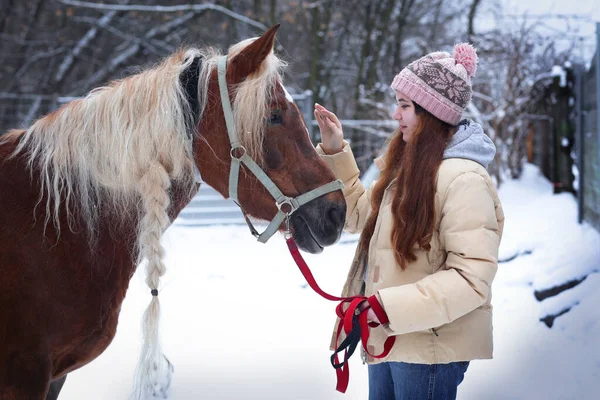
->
xmin=317 ymin=139 xmax=504 ymax=365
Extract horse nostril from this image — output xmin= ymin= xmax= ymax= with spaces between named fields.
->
xmin=328 ymin=204 xmax=345 ymax=228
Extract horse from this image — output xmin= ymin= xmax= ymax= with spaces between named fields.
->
xmin=0 ymin=24 xmax=346 ymax=399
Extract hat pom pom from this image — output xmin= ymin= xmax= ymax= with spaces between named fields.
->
xmin=453 ymin=43 xmax=478 ymax=78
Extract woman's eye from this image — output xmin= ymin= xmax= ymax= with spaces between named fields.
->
xmin=269 ymin=110 xmax=283 ymax=125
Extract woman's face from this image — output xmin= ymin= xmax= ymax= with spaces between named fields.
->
xmin=392 ymin=90 xmax=420 ymax=142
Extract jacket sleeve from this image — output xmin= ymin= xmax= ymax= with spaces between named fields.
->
xmin=377 ymin=172 xmax=501 ymax=335
xmin=316 ymin=141 xmax=372 ymax=234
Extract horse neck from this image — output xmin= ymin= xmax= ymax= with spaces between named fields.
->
xmin=166 ymin=179 xmax=200 ymax=222
xmin=71 ymin=176 xmax=198 ymax=291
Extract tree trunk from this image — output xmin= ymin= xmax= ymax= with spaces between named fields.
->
xmin=308 ymin=4 xmax=322 ymax=105
xmin=467 ymin=0 xmax=481 ymax=41
xmin=365 ymin=0 xmax=395 ymax=89
xmin=269 ymin=0 xmax=276 ymax=26
xmin=427 ymin=0 xmax=445 ymax=48
xmin=355 ymin=1 xmax=374 ymax=107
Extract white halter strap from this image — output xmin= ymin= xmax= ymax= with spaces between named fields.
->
xmin=216 ymin=55 xmax=343 ymax=243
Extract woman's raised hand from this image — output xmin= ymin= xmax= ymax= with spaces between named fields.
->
xmin=314 ymin=103 xmax=344 ymax=155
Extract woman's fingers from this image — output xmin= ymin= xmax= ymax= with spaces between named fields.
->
xmin=314 ymin=104 xmax=343 ymax=154
xmin=314 ymin=110 xmax=328 ymax=130
xmin=315 ymin=103 xmax=331 ymax=118
xmin=315 ymin=103 xmax=334 ymax=119
xmin=315 ymin=107 xmax=331 ymax=128
xmin=315 ymin=105 xmax=339 ymax=129
xmin=314 ymin=103 xmax=343 ymax=151
xmin=317 ymin=108 xmax=341 ymax=129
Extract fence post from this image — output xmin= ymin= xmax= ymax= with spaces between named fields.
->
xmin=291 ymin=90 xmax=314 ymax=142
xmin=574 ymin=65 xmax=585 ymax=223
xmin=596 ymin=22 xmax=600 ymax=165
xmin=302 ymin=90 xmax=314 ymax=141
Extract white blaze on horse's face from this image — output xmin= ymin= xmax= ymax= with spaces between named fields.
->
xmin=282 ymin=86 xmax=295 ymax=104
xmin=282 ymin=86 xmax=311 ymax=140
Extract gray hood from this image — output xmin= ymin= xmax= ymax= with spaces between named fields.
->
xmin=443 ymin=120 xmax=496 ymax=169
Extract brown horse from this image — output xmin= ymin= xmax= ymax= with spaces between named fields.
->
xmin=0 ymin=25 xmax=346 ymax=399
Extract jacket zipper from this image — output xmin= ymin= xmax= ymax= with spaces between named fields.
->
xmin=430 ymin=328 xmax=439 ymax=337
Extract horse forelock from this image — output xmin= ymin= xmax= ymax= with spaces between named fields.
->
xmin=200 ymin=38 xmax=287 ymax=166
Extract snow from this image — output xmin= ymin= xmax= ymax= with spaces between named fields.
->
xmin=551 ymin=66 xmax=567 ymax=87
xmin=59 ymin=163 xmax=600 ymax=399
xmin=572 ymin=164 xmax=580 ymax=192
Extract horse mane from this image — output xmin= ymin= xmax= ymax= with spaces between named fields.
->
xmin=13 ymin=50 xmax=199 ymax=234
xmin=10 ymin=39 xmax=286 ymax=237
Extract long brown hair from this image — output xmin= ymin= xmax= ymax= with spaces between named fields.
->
xmin=357 ymin=103 xmax=454 ymax=270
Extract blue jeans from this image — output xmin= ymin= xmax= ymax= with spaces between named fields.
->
xmin=368 ymin=361 xmax=470 ymax=400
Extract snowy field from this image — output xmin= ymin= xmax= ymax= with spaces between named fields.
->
xmin=60 ymin=164 xmax=600 ymax=399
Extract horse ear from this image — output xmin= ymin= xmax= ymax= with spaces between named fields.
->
xmin=228 ymin=24 xmax=280 ymax=82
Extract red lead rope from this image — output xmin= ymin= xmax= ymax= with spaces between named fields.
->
xmin=286 ymin=237 xmax=396 ymax=393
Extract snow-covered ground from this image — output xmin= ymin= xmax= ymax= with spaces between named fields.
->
xmin=60 ymin=164 xmax=600 ymax=399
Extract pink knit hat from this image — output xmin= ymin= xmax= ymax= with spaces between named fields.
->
xmin=390 ymin=43 xmax=478 ymax=126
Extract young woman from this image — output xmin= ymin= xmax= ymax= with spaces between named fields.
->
xmin=314 ymin=44 xmax=504 ymax=400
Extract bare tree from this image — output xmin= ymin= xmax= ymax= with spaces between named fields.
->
xmin=0 ymin=0 xmax=582 ymax=182
xmin=469 ymin=16 xmax=575 ymax=184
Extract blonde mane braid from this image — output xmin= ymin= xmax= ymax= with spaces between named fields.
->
xmin=132 ymin=162 xmax=173 ymax=399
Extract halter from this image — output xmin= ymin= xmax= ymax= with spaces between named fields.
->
xmin=216 ymin=55 xmax=344 ymax=243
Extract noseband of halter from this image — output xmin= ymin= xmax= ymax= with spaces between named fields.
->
xmin=216 ymin=55 xmax=343 ymax=243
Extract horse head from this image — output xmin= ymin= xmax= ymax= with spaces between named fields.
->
xmin=194 ymin=25 xmax=346 ymax=253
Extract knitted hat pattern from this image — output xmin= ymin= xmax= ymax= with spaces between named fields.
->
xmin=391 ymin=43 xmax=478 ymax=125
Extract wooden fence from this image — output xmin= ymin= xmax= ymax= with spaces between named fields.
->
xmin=574 ymin=22 xmax=600 ymax=231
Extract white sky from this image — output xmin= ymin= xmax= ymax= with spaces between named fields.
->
xmin=496 ymin=0 xmax=599 ymax=62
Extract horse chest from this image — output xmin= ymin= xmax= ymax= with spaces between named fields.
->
xmin=49 ymin=250 xmax=136 ymax=377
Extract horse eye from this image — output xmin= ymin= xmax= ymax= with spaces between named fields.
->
xmin=269 ymin=110 xmax=283 ymax=125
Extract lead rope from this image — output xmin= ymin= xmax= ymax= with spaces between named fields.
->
xmin=284 ymin=220 xmax=395 ymax=393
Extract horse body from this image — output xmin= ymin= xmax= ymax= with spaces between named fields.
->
xmin=0 ymin=135 xmax=198 ymax=398
xmin=0 ymin=25 xmax=345 ymax=399
xmin=0 ymin=138 xmax=120 ymax=396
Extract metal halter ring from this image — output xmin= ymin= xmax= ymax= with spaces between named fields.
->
xmin=230 ymin=146 xmax=247 ymax=160
xmin=276 ymin=197 xmax=298 ymax=215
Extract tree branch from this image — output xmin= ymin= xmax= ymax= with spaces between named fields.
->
xmin=467 ymin=0 xmax=481 ymax=39
xmin=81 ymin=12 xmax=195 ymax=90
xmin=56 ymin=0 xmax=268 ymax=30
xmin=54 ymin=10 xmax=120 ymax=83
xmin=14 ymin=48 xmax=69 ymax=84
xmin=73 ymin=16 xmax=169 ymax=55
